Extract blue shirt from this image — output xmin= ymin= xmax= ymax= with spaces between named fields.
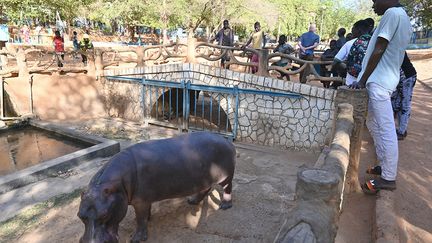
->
xmin=0 ymin=24 xmax=9 ymax=42
xmin=300 ymin=31 xmax=320 ymax=55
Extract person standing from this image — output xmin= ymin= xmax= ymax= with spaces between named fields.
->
xmin=272 ymin=34 xmax=295 ymax=80
xmin=0 ymin=20 xmax=9 ymax=49
xmin=350 ymin=0 xmax=412 ymax=193
xmin=21 ymin=25 xmax=30 ymax=44
xmin=79 ymin=34 xmax=94 ymax=65
xmin=53 ymin=30 xmax=65 ymax=67
xmin=72 ymin=31 xmax=80 ymax=59
xmin=211 ymin=20 xmax=234 ymax=69
xmin=35 ymin=25 xmax=42 ymax=44
xmin=391 ymin=53 xmax=417 ymax=140
xmin=335 ymin=28 xmax=347 ymax=51
xmin=297 ymin=24 xmax=320 ymax=82
xmin=320 ymin=40 xmax=338 ymax=87
xmin=242 ymin=22 xmax=266 ymax=74
xmin=345 ymin=20 xmax=372 ymax=85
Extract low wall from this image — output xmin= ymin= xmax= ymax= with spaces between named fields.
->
xmin=103 ymin=63 xmax=337 ymax=150
xmin=274 ymin=103 xmax=354 ymax=243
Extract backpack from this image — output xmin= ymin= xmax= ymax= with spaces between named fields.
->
xmin=346 ymin=34 xmax=371 ymax=78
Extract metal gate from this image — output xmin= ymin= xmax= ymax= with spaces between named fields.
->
xmin=106 ymin=76 xmax=302 ymax=140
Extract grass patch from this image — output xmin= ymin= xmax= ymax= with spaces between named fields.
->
xmin=0 ymin=189 xmax=83 ymax=242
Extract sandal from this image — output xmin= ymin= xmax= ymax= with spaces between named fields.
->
xmin=366 ymin=165 xmax=382 ymax=175
xmin=361 ymin=178 xmax=396 ymax=195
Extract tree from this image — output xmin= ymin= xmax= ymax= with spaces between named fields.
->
xmin=401 ymin=0 xmax=432 ymax=28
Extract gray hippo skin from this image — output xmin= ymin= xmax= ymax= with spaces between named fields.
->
xmin=78 ymin=132 xmax=236 ymax=243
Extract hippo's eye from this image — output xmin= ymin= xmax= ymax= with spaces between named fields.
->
xmin=98 ymin=210 xmax=109 ymax=221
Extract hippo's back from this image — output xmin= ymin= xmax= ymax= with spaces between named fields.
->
xmin=123 ymin=132 xmax=236 ymax=201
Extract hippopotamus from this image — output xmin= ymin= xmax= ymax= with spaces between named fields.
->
xmin=78 ymin=132 xmax=236 ymax=243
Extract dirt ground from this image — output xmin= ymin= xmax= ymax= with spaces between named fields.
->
xmin=0 ymin=121 xmax=318 ymax=243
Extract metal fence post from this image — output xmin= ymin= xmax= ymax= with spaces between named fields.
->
xmin=232 ymin=85 xmax=240 ymax=140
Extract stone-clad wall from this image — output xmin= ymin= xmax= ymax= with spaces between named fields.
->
xmin=103 ymin=63 xmax=337 ymax=151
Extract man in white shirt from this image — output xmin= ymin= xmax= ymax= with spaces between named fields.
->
xmin=351 ymin=0 xmax=412 ymax=193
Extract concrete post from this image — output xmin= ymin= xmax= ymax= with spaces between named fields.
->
xmin=186 ymin=38 xmax=197 ymax=63
xmin=0 ymin=77 xmax=4 ymax=118
xmin=136 ymin=46 xmax=145 ymax=67
xmin=300 ymin=63 xmax=313 ymax=83
xmin=335 ymin=87 xmax=368 ymax=193
xmin=0 ymin=47 xmax=8 ymax=69
xmin=257 ymin=49 xmax=270 ymax=77
xmin=29 ymin=75 xmax=34 ymax=115
xmin=87 ymin=50 xmax=96 ymax=74
xmin=16 ymin=48 xmax=29 ymax=78
xmin=95 ymin=49 xmax=104 ymax=77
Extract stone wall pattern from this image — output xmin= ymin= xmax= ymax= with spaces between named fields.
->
xmin=103 ymin=63 xmax=336 ymax=150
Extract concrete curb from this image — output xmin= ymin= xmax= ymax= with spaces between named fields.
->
xmin=375 ymin=190 xmax=399 ymax=243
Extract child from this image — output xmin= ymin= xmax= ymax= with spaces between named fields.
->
xmin=72 ymin=31 xmax=79 ymax=59
xmin=53 ymin=30 xmax=64 ymax=67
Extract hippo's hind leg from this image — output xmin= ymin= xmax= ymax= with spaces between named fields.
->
xmin=131 ymin=202 xmax=151 ymax=243
xmin=187 ymin=187 xmax=212 ymax=205
xmin=219 ymin=176 xmax=233 ymax=210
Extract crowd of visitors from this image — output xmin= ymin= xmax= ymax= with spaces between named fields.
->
xmin=210 ymin=0 xmax=415 ymax=195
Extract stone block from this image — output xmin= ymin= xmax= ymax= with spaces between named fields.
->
xmin=300 ymin=84 xmax=311 ymax=95
xmin=295 ymin=109 xmax=304 ymax=119
xmin=311 ymin=108 xmax=319 ymax=119
xmin=283 ymin=109 xmax=295 ymax=118
xmin=316 ymin=88 xmax=325 ymax=99
xmin=325 ymin=99 xmax=333 ymax=110
xmin=319 ymin=110 xmax=330 ymax=122
xmin=293 ymin=99 xmax=301 ymax=109
xmin=284 ymin=81 xmax=294 ymax=91
xmin=266 ymin=100 xmax=273 ymax=109
xmin=293 ymin=83 xmax=301 ymax=93
xmin=317 ymin=99 xmax=325 ymax=110
xmin=324 ymin=89 xmax=335 ymax=100
xmin=301 ymin=99 xmax=310 ymax=110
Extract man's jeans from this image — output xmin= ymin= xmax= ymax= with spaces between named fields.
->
xmin=391 ymin=72 xmax=416 ymax=134
xmin=367 ymin=83 xmax=399 ymax=181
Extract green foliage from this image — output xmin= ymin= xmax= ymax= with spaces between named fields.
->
xmin=1 ymin=0 xmax=90 ymax=25
xmin=0 ymin=0 xmax=385 ymax=39
xmin=269 ymin=0 xmax=376 ymax=40
xmin=401 ymin=0 xmax=432 ymax=28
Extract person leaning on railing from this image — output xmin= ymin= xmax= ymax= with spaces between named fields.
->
xmin=210 ymin=20 xmax=234 ymax=69
xmin=242 ymin=22 xmax=266 ymax=74
xmin=271 ymin=34 xmax=294 ymax=80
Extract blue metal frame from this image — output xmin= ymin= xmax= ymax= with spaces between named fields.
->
xmin=105 ymin=75 xmax=303 ymax=140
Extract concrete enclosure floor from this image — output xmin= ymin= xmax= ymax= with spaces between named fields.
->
xmin=0 ymin=121 xmax=318 ymax=242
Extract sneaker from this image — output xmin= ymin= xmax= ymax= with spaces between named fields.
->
xmin=397 ymin=131 xmax=407 ymax=140
xmin=362 ymin=178 xmax=396 ymax=194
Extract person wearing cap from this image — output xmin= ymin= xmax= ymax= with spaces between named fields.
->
xmin=79 ymin=34 xmax=94 ymax=65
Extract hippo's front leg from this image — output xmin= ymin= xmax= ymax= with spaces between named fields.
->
xmin=131 ymin=201 xmax=151 ymax=243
